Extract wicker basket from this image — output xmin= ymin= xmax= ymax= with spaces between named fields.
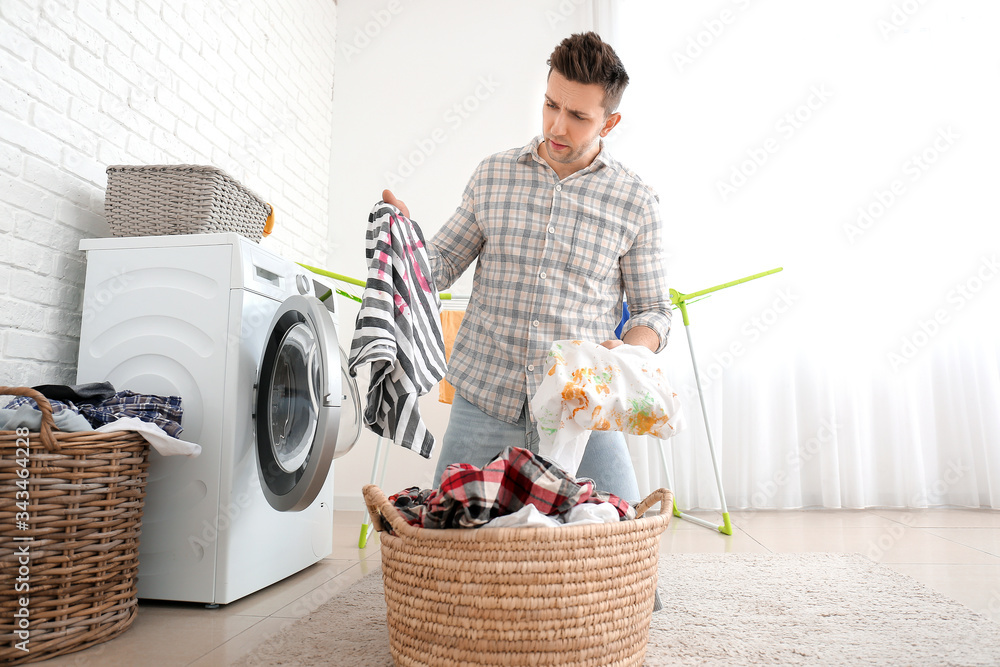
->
xmin=104 ymin=164 xmax=272 ymax=242
xmin=0 ymin=387 xmax=150 ymax=665
xmin=363 ymin=483 xmax=673 ymax=667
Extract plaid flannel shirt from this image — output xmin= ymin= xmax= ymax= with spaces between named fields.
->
xmin=388 ymin=446 xmax=634 ymax=531
xmin=426 ymin=135 xmax=672 ymax=425
xmin=6 ymin=390 xmax=183 ymax=437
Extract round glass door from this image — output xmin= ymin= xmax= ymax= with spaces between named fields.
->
xmin=267 ymin=323 xmax=320 ymax=474
xmin=256 ymin=294 xmax=342 ymax=512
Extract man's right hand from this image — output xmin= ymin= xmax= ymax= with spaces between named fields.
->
xmin=382 ymin=189 xmax=410 ymax=219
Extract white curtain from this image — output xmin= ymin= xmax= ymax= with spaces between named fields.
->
xmin=592 ymin=0 xmax=1000 ymax=508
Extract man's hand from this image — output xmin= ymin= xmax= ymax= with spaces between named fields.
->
xmin=382 ymin=189 xmax=410 ymax=218
xmin=601 ymin=325 xmax=660 ymax=353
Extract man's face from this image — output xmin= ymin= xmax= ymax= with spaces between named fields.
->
xmin=541 ymin=69 xmax=620 ymax=173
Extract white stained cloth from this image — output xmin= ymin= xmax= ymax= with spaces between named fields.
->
xmin=96 ymin=417 xmax=201 ymax=457
xmin=530 ymin=340 xmax=684 ymax=476
xmin=482 ymin=501 xmax=622 ymax=529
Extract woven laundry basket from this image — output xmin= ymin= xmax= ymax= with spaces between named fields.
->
xmin=104 ymin=164 xmax=272 ymax=242
xmin=0 ymin=387 xmax=150 ymax=665
xmin=363 ymin=484 xmax=673 ymax=667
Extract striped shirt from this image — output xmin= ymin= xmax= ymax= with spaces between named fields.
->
xmin=426 ymin=135 xmax=672 ymax=425
xmin=349 ymin=202 xmax=448 ymax=458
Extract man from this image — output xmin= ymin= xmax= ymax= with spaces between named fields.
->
xmin=383 ymin=32 xmax=671 ymax=504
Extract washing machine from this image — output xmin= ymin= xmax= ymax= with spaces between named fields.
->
xmin=76 ymin=232 xmax=361 ymax=605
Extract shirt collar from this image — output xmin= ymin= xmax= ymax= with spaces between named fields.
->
xmin=517 ymin=136 xmax=543 ymax=162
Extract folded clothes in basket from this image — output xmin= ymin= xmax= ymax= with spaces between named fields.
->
xmin=5 ymin=388 xmax=183 ymax=437
xmin=2 ymin=386 xmax=199 ymax=456
xmin=386 ymin=446 xmax=634 ymax=532
xmin=0 ymin=404 xmax=94 ymax=432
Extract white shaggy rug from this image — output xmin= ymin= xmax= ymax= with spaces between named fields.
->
xmin=232 ymin=553 xmax=1000 ymax=666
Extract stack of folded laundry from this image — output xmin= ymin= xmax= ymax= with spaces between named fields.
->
xmin=0 ymin=382 xmax=200 ymax=456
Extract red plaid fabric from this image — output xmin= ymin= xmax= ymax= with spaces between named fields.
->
xmin=387 ymin=447 xmax=634 ymax=531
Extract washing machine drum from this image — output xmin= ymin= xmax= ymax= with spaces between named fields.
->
xmin=255 ymin=294 xmax=359 ymax=511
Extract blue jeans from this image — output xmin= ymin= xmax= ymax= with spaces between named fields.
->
xmin=432 ymin=393 xmax=641 ymax=505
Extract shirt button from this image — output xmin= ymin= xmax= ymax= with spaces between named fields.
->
xmin=555 ymin=184 xmax=562 ymax=192
xmin=527 ymin=364 xmax=535 ymax=372
xmin=539 ymin=271 xmax=546 ymax=279
xmin=532 ymin=320 xmax=540 ymax=327
xmin=548 ymin=227 xmax=555 ymax=234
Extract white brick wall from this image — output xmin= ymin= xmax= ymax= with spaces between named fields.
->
xmin=0 ymin=0 xmax=338 ymax=387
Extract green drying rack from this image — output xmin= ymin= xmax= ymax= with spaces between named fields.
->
xmin=664 ymin=267 xmax=783 ymax=535
xmin=302 ymin=262 xmax=783 ymax=541
xmin=298 ymin=264 xmax=463 ymax=304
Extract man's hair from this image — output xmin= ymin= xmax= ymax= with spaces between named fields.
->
xmin=547 ymin=31 xmax=629 ymax=115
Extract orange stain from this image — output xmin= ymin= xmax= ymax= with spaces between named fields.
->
xmin=562 ymin=381 xmax=589 ymax=420
xmin=613 ymin=412 xmax=625 ymax=431
xmin=591 ymin=406 xmax=611 ymax=431
xmin=547 ymin=354 xmax=566 ymax=376
xmin=629 ymin=410 xmax=671 ymax=436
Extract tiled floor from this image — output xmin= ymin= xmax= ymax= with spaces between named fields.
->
xmin=31 ymin=507 xmax=1000 ymax=666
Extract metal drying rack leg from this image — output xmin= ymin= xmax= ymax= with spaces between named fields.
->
xmin=668 ymin=313 xmax=732 ymax=534
xmin=663 ymin=267 xmax=783 ymax=535
xmin=359 ymin=437 xmax=391 ymax=548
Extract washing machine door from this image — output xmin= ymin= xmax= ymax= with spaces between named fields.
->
xmin=255 ymin=294 xmax=347 ymax=512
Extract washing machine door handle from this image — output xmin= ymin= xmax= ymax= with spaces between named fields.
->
xmin=255 ymin=294 xmax=344 ymax=512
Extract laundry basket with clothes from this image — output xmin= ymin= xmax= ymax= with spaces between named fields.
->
xmin=365 ymin=454 xmax=671 ymax=667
